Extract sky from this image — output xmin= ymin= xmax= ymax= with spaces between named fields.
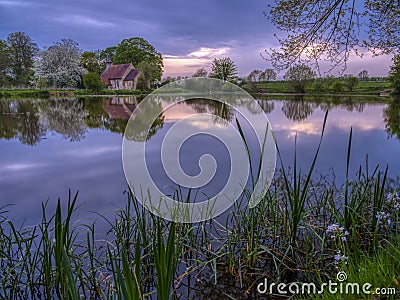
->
xmin=0 ymin=0 xmax=393 ymax=77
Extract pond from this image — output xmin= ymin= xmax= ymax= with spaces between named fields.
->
xmin=1 ymin=96 xmax=400 ymax=227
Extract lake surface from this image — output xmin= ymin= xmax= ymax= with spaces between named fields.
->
xmin=1 ymin=96 xmax=400 ymax=226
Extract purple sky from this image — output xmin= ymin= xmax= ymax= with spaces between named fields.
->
xmin=0 ymin=0 xmax=392 ymax=77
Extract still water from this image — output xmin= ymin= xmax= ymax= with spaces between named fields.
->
xmin=0 ymin=96 xmax=399 ymax=225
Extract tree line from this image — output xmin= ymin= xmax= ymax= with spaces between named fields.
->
xmin=0 ymin=32 xmax=163 ymax=91
xmin=1 ymin=31 xmax=399 ymax=94
xmin=165 ymin=57 xmax=399 ymax=95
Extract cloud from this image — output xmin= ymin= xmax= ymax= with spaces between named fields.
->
xmin=188 ymin=47 xmax=229 ymax=58
xmin=0 ymin=0 xmax=393 ymax=76
xmin=1 ymin=163 xmax=46 ymax=171
xmin=0 ymin=0 xmax=29 ymax=7
xmin=163 ymin=47 xmax=230 ymax=76
xmin=53 ymin=14 xmax=115 ymax=28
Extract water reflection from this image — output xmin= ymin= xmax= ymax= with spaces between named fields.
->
xmin=0 ymin=101 xmax=44 ymax=145
xmin=384 ymin=100 xmax=400 ymax=140
xmin=40 ymin=100 xmax=88 ymax=142
xmin=186 ymin=98 xmax=234 ymax=124
xmin=281 ymin=98 xmax=316 ymax=122
xmin=1 ymin=96 xmax=400 ymax=228
xmin=1 ymin=97 xmax=400 ymax=146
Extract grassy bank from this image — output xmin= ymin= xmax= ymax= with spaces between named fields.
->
xmin=243 ymin=80 xmax=393 ymax=95
xmin=0 ymin=89 xmax=149 ymax=99
xmin=0 ymin=118 xmax=399 ymax=299
xmin=0 ymin=80 xmax=394 ymax=100
xmin=0 ymin=89 xmax=51 ymax=99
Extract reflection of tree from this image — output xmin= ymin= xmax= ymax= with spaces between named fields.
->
xmin=186 ymin=98 xmax=234 ymax=124
xmin=84 ymin=97 xmax=109 ymax=129
xmin=0 ymin=101 xmax=44 ymax=145
xmin=40 ymin=100 xmax=88 ymax=141
xmin=124 ymin=100 xmax=165 ymax=142
xmin=17 ymin=101 xmax=44 ymax=145
xmin=343 ymin=100 xmax=365 ymax=113
xmin=256 ymin=99 xmax=275 ymax=114
xmin=282 ymin=98 xmax=315 ymax=122
xmin=211 ymin=101 xmax=234 ymax=124
xmin=0 ymin=101 xmax=19 ymax=140
xmin=384 ymin=100 xmax=400 ymax=140
xmin=318 ymin=102 xmax=334 ymax=112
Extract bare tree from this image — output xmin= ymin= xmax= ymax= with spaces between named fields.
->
xmin=264 ymin=0 xmax=400 ymax=71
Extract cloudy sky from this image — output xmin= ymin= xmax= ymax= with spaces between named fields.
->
xmin=0 ymin=0 xmax=392 ymax=77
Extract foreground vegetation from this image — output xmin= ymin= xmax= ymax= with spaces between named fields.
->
xmin=1 ymin=119 xmax=399 ymax=299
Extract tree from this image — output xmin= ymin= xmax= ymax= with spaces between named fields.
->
xmin=0 ymin=40 xmax=11 ymax=86
xmin=6 ymin=32 xmax=38 ymax=86
xmin=81 ymin=51 xmax=104 ymax=74
xmin=358 ymin=70 xmax=369 ymax=81
xmin=343 ymin=76 xmax=359 ymax=92
xmin=192 ymin=67 xmax=208 ymax=77
xmin=331 ymin=80 xmax=344 ymax=93
xmin=100 ymin=46 xmax=117 ymax=62
xmin=35 ymin=39 xmax=87 ymax=88
xmin=137 ymin=60 xmax=161 ymax=89
xmin=260 ymin=68 xmax=277 ymax=81
xmin=210 ymin=57 xmax=238 ymax=82
xmin=113 ymin=37 xmax=163 ymax=83
xmin=83 ymin=72 xmax=105 ymax=92
xmin=283 ymin=64 xmax=315 ymax=93
xmin=265 ymin=1 xmax=400 ymax=70
xmin=389 ymin=54 xmax=400 ymax=95
xmin=247 ymin=69 xmax=262 ymax=82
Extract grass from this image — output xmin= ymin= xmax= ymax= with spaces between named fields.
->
xmin=1 ymin=80 xmax=393 ymax=100
xmin=243 ymin=80 xmax=393 ymax=96
xmin=0 ymin=89 xmax=149 ymax=99
xmin=0 ymin=89 xmax=50 ymax=99
xmin=0 ymin=117 xmax=399 ymax=299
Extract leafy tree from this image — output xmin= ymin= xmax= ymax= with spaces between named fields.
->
xmin=137 ymin=60 xmax=161 ymax=89
xmin=81 ymin=51 xmax=104 ymax=74
xmin=100 ymin=46 xmax=117 ymax=62
xmin=260 ymin=68 xmax=277 ymax=81
xmin=343 ymin=76 xmax=359 ymax=92
xmin=265 ymin=0 xmax=400 ymax=70
xmin=0 ymin=40 xmax=11 ymax=86
xmin=6 ymin=32 xmax=38 ymax=86
xmin=35 ymin=77 xmax=47 ymax=89
xmin=83 ymin=72 xmax=105 ymax=92
xmin=247 ymin=69 xmax=262 ymax=82
xmin=283 ymin=64 xmax=315 ymax=93
xmin=389 ymin=54 xmax=400 ymax=95
xmin=210 ymin=57 xmax=238 ymax=82
xmin=192 ymin=67 xmax=208 ymax=77
xmin=113 ymin=37 xmax=163 ymax=83
xmin=331 ymin=80 xmax=344 ymax=93
xmin=35 ymin=39 xmax=87 ymax=88
xmin=312 ymin=78 xmax=325 ymax=93
xmin=358 ymin=70 xmax=369 ymax=81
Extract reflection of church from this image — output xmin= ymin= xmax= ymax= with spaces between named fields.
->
xmin=103 ymin=97 xmax=138 ymax=120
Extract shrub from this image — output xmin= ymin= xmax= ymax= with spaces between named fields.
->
xmin=82 ymin=72 xmax=105 ymax=93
